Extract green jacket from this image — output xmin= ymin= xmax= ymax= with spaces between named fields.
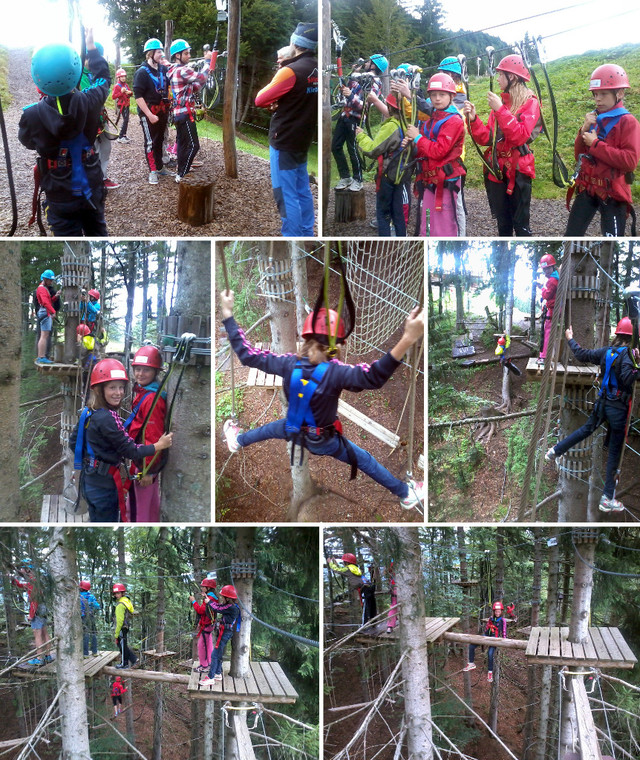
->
xmin=356 ymin=117 xmax=410 ymax=184
xmin=114 ymin=595 xmax=135 ymax=638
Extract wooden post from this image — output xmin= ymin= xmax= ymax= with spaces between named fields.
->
xmin=177 ymin=175 xmax=216 ymax=225
xmin=223 ymin=0 xmax=240 ymax=178
xmin=334 ymin=188 xmax=366 ymax=222
xmin=322 ymin=0 xmax=332 ymax=228
xmin=164 ymin=20 xmax=173 ymax=59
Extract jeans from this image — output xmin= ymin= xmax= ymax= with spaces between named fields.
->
xmin=553 ymin=400 xmax=628 ymax=498
xmin=269 ymin=147 xmax=315 ymax=237
xmin=376 ymin=177 xmax=406 ymax=237
xmin=83 ymin=629 xmax=98 ymax=656
xmin=37 ymin=307 xmax=52 ymax=333
xmin=82 ymin=476 xmax=120 ymax=522
xmin=44 ymin=199 xmax=108 ymax=237
xmin=237 ymin=419 xmax=409 ymax=498
xmin=468 ymin=643 xmax=495 ymax=671
xmin=208 ymin=628 xmax=234 ymax=678
xmin=485 ymin=172 xmax=532 ymax=236
xmin=565 ymin=191 xmax=628 ymax=237
xmin=332 ymin=114 xmax=362 ymax=181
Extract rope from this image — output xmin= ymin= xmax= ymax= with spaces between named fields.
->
xmin=572 ymin=539 xmax=640 ymax=578
xmin=232 ymin=593 xmax=319 ymax=648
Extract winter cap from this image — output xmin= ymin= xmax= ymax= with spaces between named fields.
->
xmin=290 ymin=22 xmax=317 ymax=52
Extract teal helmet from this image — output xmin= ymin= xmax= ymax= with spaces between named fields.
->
xmin=94 ymin=42 xmax=105 ymax=57
xmin=170 ymin=39 xmax=191 ymax=57
xmin=31 ymin=43 xmax=81 ymax=97
xmin=144 ymin=38 xmax=163 ymax=53
xmin=438 ymin=56 xmax=462 ymax=76
xmin=397 ymin=63 xmax=411 ymax=74
xmin=41 ymin=269 xmax=56 ymax=280
xmin=370 ymin=54 xmax=388 ymax=74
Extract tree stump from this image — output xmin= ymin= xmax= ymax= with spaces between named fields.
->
xmin=334 ymin=188 xmax=366 ymax=222
xmin=177 ymin=174 xmax=215 ymax=226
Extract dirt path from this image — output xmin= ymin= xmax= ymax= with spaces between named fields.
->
xmin=0 ymin=48 xmax=317 ymax=237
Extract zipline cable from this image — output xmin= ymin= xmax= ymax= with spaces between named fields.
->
xmin=232 ymin=592 xmax=319 ymax=648
xmin=572 ymin=539 xmax=640 ymax=578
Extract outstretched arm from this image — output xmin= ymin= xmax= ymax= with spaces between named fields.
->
xmin=390 ymin=307 xmax=424 ymax=361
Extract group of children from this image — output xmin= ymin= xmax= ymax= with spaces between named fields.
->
xmin=336 ymin=52 xmax=640 ymax=238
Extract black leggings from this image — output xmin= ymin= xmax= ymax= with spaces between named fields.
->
xmin=565 ymin=191 xmax=628 ymax=237
xmin=485 ymin=172 xmax=532 ymax=237
xmin=332 ymin=114 xmax=362 ymax=182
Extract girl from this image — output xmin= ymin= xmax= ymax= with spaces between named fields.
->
xmin=463 ymin=600 xmax=507 ymax=683
xmin=565 ymin=64 xmax=640 ymax=236
xmin=401 ymin=73 xmax=465 ymax=236
xmin=111 ymin=676 xmax=127 ymax=716
xmin=126 ymin=346 xmax=168 ymax=522
xmin=70 ymin=358 xmax=173 ymax=523
xmin=463 ymin=54 xmax=540 ymax=237
xmin=220 ymin=290 xmax=424 ymax=510
xmin=189 ymin=577 xmax=218 ymax=672
xmin=112 ymin=69 xmax=133 ymax=143
xmin=199 ymin=585 xmax=241 ymax=686
xmin=536 ymin=254 xmax=559 ymax=364
xmin=12 ymin=560 xmax=52 ymax=666
xmin=545 ymin=320 xmax=640 ymax=513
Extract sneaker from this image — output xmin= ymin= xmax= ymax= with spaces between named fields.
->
xmin=36 ymin=357 xmax=53 ymax=364
xmin=335 ymin=177 xmax=352 ymax=190
xmin=115 ymin=663 xmax=129 ymax=669
xmin=199 ymin=677 xmax=217 ymax=686
xmin=400 ymin=479 xmax=423 ymax=510
xmin=369 ymin=218 xmax=378 ymax=229
xmin=599 ymin=495 xmax=625 ymax=513
xmin=43 ymin=655 xmax=53 ymax=663
xmin=175 ymin=175 xmax=182 ymax=183
xmin=214 ymin=673 xmax=223 ymax=681
xmin=196 ymin=665 xmax=209 ymax=672
xmin=148 ymin=171 xmax=158 ymax=185
xmin=462 ymin=663 xmax=476 ymax=672
xmin=349 ymin=180 xmax=364 ymax=191
xmin=536 ymin=357 xmax=545 ymax=366
xmin=104 ymin=178 xmax=120 ymax=189
xmin=487 ymin=671 xmax=493 ymax=683
xmin=190 ymin=161 xmax=203 ymax=168
xmin=157 ymin=167 xmax=174 ymax=177
xmin=545 ymin=447 xmax=557 ymax=463
xmin=28 ymin=658 xmax=44 ymax=666
xmin=223 ymin=419 xmax=242 ymax=452
xmin=118 ymin=136 xmax=130 ymax=143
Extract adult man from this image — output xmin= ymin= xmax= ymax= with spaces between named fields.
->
xmin=255 ymin=22 xmax=318 ymax=236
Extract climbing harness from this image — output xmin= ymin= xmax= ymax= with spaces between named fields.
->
xmin=331 ymin=20 xmax=348 ymax=110
xmin=599 ymin=347 xmax=628 ymax=401
xmin=463 ymin=48 xmax=502 ymax=181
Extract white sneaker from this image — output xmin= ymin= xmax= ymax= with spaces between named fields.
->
xmin=599 ymin=495 xmax=625 ymax=513
xmin=199 ymin=677 xmax=216 ymax=686
xmin=487 ymin=671 xmax=493 ymax=683
xmin=462 ymin=663 xmax=476 ymax=672
xmin=148 ymin=171 xmax=158 ymax=185
xmin=175 ymin=175 xmax=182 ymax=183
xmin=349 ymin=180 xmax=364 ymax=191
xmin=545 ymin=447 xmax=557 ymax=463
xmin=335 ymin=177 xmax=352 ymax=190
xmin=214 ymin=673 xmax=223 ymax=681
xmin=223 ymin=419 xmax=241 ymax=452
xmin=400 ymin=479 xmax=423 ymax=510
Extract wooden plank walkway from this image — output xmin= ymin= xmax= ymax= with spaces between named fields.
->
xmin=525 ymin=627 xmax=637 ymax=669
xmin=41 ymin=495 xmax=89 ymax=523
xmin=39 ymin=651 xmax=120 ymax=677
xmin=525 ymin=358 xmax=599 ymax=386
xmin=356 ymin=617 xmax=459 ymax=645
xmin=187 ymin=660 xmax=298 ymax=703
xmin=33 ymin=361 xmax=81 ymax=378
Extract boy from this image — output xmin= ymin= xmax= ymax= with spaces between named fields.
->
xmin=113 ymin=583 xmax=137 ymax=669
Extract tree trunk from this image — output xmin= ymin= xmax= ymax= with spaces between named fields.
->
xmin=239 ymin=59 xmax=257 ymax=125
xmin=321 ymin=0 xmax=331 ymax=228
xmin=152 ymin=527 xmax=168 ymax=760
xmin=49 ymin=527 xmax=92 ymax=760
xmin=141 ymin=250 xmax=149 ymax=343
xmin=523 ymin=529 xmax=542 ymax=760
xmin=123 ymin=245 xmax=138 ymax=364
xmin=392 ymin=527 xmax=433 ymax=759
xmin=291 ymin=242 xmax=309 ymax=339
xmin=160 ymin=241 xmax=211 ymax=521
xmin=157 ymin=246 xmax=168 ymax=339
xmin=501 ymin=244 xmax=515 ymax=412
xmin=223 ymin=0 xmax=240 ymax=177
xmin=0 ymin=243 xmax=21 ymax=518
xmin=489 ymin=529 xmax=505 ymax=733
xmin=454 ymin=249 xmax=465 ymax=333
xmin=456 ymin=528 xmax=474 ymax=716
xmin=0 ymin=530 xmax=19 ymax=655
xmin=117 ymin=528 xmax=136 ymax=751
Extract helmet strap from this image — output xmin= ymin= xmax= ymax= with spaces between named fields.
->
xmin=56 ymin=97 xmax=63 ymax=115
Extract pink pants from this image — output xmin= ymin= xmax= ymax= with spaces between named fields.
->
xmin=198 ymin=627 xmax=213 ymax=667
xmin=422 ymin=186 xmax=459 ymax=237
xmin=387 ymin=590 xmax=398 ymax=630
xmin=539 ymin=310 xmax=553 ymax=359
xmin=127 ymin=476 xmax=160 ymax=522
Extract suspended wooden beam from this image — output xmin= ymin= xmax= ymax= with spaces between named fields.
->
xmin=233 ymin=713 xmax=257 ymax=760
xmin=442 ymin=631 xmax=528 ymax=650
xmin=571 ymin=677 xmax=603 ymax=760
xmin=525 ymin=627 xmax=637 ymax=669
xmin=356 ymin=617 xmax=459 ymax=645
xmin=39 ymin=650 xmax=119 ymax=677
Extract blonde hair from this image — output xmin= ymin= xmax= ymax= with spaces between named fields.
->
xmin=505 ymin=77 xmax=534 ymax=115
xmin=299 ymin=338 xmax=342 ymax=365
xmin=88 ymin=381 xmax=128 ymax=410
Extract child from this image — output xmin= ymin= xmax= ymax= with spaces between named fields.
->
xmin=545 ymin=320 xmax=640 ymax=513
xmin=168 ymin=39 xmax=212 ymax=182
xmin=355 ymin=93 xmax=408 ymax=236
xmin=69 ymin=358 xmax=173 ymax=523
xmin=332 ymin=54 xmax=387 ymax=192
xmin=189 ymin=577 xmax=218 ymax=672
xmin=112 ymin=69 xmax=133 ymax=143
xmin=79 ymin=580 xmax=100 ymax=656
xmin=536 ymin=254 xmax=559 ymax=364
xmin=12 ymin=560 xmax=52 ymax=666
xmin=19 ymin=29 xmax=111 ymax=235
xmin=35 ymin=269 xmax=60 ymax=364
xmin=463 ymin=54 xmax=540 ymax=237
xmin=565 ymin=64 xmax=640 ymax=236
xmin=125 ymin=346 xmax=168 ymax=522
xmin=80 ymin=289 xmax=101 ymax=334
xmin=111 ymin=676 xmax=127 ymax=716
xmin=199 ymin=585 xmax=241 ymax=686
xmin=113 ymin=583 xmax=137 ymax=669
xmin=463 ymin=600 xmax=507 ymax=683
xmin=220 ymin=290 xmax=424 ymax=510
xmin=402 ymin=73 xmax=466 ymax=237
xmin=133 ymin=38 xmax=172 ymax=185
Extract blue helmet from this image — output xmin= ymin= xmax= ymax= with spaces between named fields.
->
xmin=94 ymin=42 xmax=105 ymax=57
xmin=370 ymin=54 xmax=388 ymax=74
xmin=170 ymin=39 xmax=191 ymax=57
xmin=31 ymin=43 xmax=82 ymax=97
xmin=144 ymin=38 xmax=163 ymax=53
xmin=438 ymin=56 xmax=462 ymax=75
xmin=397 ymin=63 xmax=411 ymax=74
xmin=41 ymin=269 xmax=57 ymax=280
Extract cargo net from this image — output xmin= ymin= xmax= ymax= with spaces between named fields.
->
xmin=342 ymin=240 xmax=424 ymax=356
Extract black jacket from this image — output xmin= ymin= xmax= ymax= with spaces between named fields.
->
xmin=568 ymin=338 xmax=639 ymax=405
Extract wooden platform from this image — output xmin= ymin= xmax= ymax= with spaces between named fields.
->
xmin=525 ymin=358 xmax=599 ymax=386
xmin=187 ymin=660 xmax=298 ymax=703
xmin=41 ymin=495 xmax=89 ymax=523
xmin=34 ymin=361 xmax=81 ymax=378
xmin=40 ymin=650 xmax=120 ymax=677
xmin=525 ymin=627 xmax=637 ymax=669
xmin=356 ymin=617 xmax=460 ymax=645
xmin=143 ymin=649 xmax=177 ymax=658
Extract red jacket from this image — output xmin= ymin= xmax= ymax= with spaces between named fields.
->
xmin=111 ymin=681 xmax=127 ymax=697
xmin=192 ymin=596 xmax=216 ymax=634
xmin=36 ymin=284 xmax=58 ymax=317
xmin=415 ymin=109 xmax=465 ymax=210
xmin=468 ymin=92 xmax=540 ymax=192
xmin=112 ymin=82 xmax=132 ymax=109
xmin=12 ymin=577 xmax=38 ymax=620
xmin=127 ymin=384 xmax=167 ymax=472
xmin=573 ymin=108 xmax=640 ymax=205
xmin=541 ymin=271 xmax=559 ymax=316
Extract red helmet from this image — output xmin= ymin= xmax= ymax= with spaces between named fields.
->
xmin=427 ymin=72 xmax=457 ymax=95
xmin=112 ymin=583 xmax=126 ymax=593
xmin=132 ymin=345 xmax=163 ymax=369
xmin=540 ymin=254 xmax=557 ymax=268
xmin=496 ymin=54 xmax=530 ymax=82
xmin=342 ymin=553 xmax=357 ymax=565
xmin=115 ymin=676 xmax=122 ymax=681
xmin=497 ymin=336 xmax=506 ymax=347
xmin=77 ymin=324 xmax=92 ymax=337
xmin=302 ymin=308 xmax=346 ymax=343
xmin=88 ymin=289 xmax=100 ymax=300
xmin=492 ymin=600 xmax=504 ymax=612
xmin=219 ymin=584 xmax=237 ymax=599
xmin=385 ymin=93 xmax=399 ymax=110
xmin=615 ymin=317 xmax=634 ymax=336
xmin=201 ymin=577 xmax=217 ymax=589
xmin=116 ymin=68 xmax=126 ymax=78
xmin=79 ymin=580 xmax=91 ymax=591
xmin=90 ymin=359 xmax=128 ymax=387
xmin=589 ymin=64 xmax=630 ymax=91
